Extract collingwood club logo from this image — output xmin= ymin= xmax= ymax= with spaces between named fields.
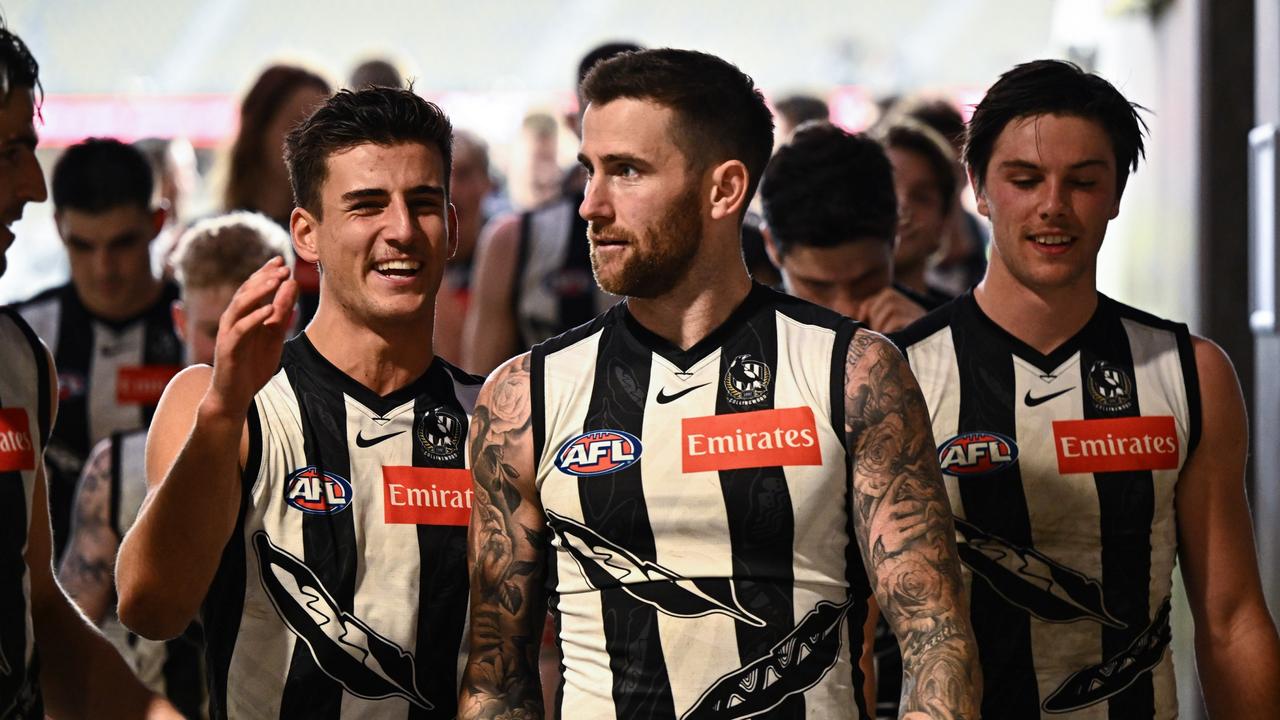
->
xmin=1087 ymin=360 xmax=1134 ymax=413
xmin=417 ymin=407 xmax=462 ymax=461
xmin=723 ymin=354 xmax=771 ymax=407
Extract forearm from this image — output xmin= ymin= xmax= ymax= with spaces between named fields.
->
xmin=1196 ymin=604 xmax=1280 ymax=717
xmin=117 ymin=400 xmax=244 ymax=638
xmin=32 ymin=587 xmax=154 ymax=719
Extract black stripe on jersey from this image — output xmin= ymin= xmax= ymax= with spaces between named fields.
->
xmin=163 ymin=630 xmax=207 ymax=720
xmin=277 ymin=361 xmax=358 ymax=720
xmin=1173 ymin=321 xmax=1201 ymax=458
xmin=578 ymin=321 xmax=676 ymax=718
xmin=1078 ymin=314 xmax=1156 ymax=719
xmin=407 ymin=361 xmax=473 ymax=720
xmin=714 ymin=307 xmax=806 ymax=717
xmin=109 ymin=432 xmax=124 ymax=539
xmin=204 ymin=400 xmax=260 ymax=720
xmin=950 ymin=311 xmax=1042 ymax=718
xmin=558 ymin=205 xmax=595 ymax=332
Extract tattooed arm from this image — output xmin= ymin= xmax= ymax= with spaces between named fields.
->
xmin=58 ymin=438 xmax=118 ymax=624
xmin=460 ymin=353 xmax=548 ymax=720
xmin=844 ymin=329 xmax=981 ymax=719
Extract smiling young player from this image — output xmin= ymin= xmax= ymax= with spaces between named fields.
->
xmin=116 ymin=88 xmax=482 ymax=719
xmin=893 ymin=60 xmax=1280 ymax=718
xmin=459 ymin=48 xmax=979 ymax=720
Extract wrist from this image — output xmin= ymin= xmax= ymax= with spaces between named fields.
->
xmin=196 ymin=391 xmax=249 ymax=432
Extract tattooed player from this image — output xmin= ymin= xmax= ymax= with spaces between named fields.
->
xmin=460 ymin=48 xmax=980 ymax=720
xmin=893 ymin=60 xmax=1280 ymax=718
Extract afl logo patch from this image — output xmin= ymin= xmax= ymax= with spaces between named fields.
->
xmin=938 ymin=431 xmax=1019 ymax=477
xmin=1087 ymin=360 xmax=1134 ymax=412
xmin=555 ymin=430 xmax=642 ymax=477
xmin=284 ymin=466 xmax=353 ymax=515
xmin=417 ymin=407 xmax=462 ymax=462
xmin=724 ymin=354 xmax=771 ymax=407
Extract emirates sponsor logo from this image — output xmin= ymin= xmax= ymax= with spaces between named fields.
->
xmin=683 ymin=406 xmax=821 ymax=473
xmin=0 ymin=408 xmax=35 ymax=472
xmin=382 ymin=466 xmax=472 ymax=526
xmin=116 ymin=365 xmax=181 ymax=405
xmin=1053 ymin=416 xmax=1179 ymax=474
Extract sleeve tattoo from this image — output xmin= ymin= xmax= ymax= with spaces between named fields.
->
xmin=844 ymin=330 xmax=982 ymax=719
xmin=461 ymin=354 xmax=548 ymax=720
xmin=57 ymin=440 xmax=119 ymax=625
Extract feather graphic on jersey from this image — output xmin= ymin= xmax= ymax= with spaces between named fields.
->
xmin=681 ymin=596 xmax=853 ymax=719
xmin=252 ymin=532 xmax=432 ymax=709
xmin=546 ymin=509 xmax=765 ymax=627
xmin=955 ymin=518 xmax=1126 ymax=628
xmin=1042 ymin=598 xmax=1172 ymax=713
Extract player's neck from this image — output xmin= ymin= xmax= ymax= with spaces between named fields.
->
xmin=304 ymin=304 xmax=436 ymax=396
xmin=626 ymin=255 xmax=753 ymax=352
xmin=974 ymin=264 xmax=1098 ymax=355
xmin=82 ymin=275 xmax=164 ymax=322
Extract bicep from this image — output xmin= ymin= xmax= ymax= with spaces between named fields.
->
xmin=1176 ymin=337 xmax=1264 ymax=624
xmin=143 ymin=365 xmax=224 ymax=492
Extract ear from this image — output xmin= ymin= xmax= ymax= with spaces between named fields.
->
xmin=291 ymin=206 xmax=320 ymax=264
xmin=708 ymin=160 xmax=750 ymax=221
xmin=446 ymin=202 xmax=460 ymax=259
xmin=968 ymin=168 xmax=990 ymax=219
xmin=150 ymin=207 xmax=168 ymax=237
xmin=171 ymin=299 xmax=188 ymax=344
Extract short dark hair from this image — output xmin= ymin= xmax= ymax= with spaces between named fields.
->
xmin=964 ymin=59 xmax=1147 ymax=196
xmin=52 ymin=138 xmax=154 ymax=214
xmin=285 ymin=86 xmax=453 ymax=218
xmin=760 ymin=122 xmax=897 ymax=255
xmin=577 ymin=41 xmax=643 ymax=88
xmin=774 ymin=94 xmax=829 ymax=129
xmin=880 ymin=120 xmax=957 ymax=215
xmin=0 ymin=24 xmax=39 ymax=106
xmin=581 ymin=48 xmax=775 ymax=204
xmin=899 ymin=97 xmax=965 ymax=151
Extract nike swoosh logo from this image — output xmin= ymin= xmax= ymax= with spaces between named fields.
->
xmin=1024 ymin=387 xmax=1075 ymax=407
xmin=355 ymin=429 xmax=405 ymax=448
xmin=656 ymin=383 xmax=709 ymax=404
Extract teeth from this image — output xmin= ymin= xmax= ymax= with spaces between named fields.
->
xmin=374 ymin=259 xmax=421 ymax=272
xmin=1033 ymin=235 xmax=1071 ymax=245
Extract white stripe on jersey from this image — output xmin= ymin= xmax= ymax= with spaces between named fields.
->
xmin=17 ymin=297 xmax=59 ymax=356
xmin=905 ymin=328 xmax=964 ymax=520
xmin=88 ymin=322 xmax=149 ymax=445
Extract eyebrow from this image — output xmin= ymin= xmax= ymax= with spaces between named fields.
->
xmin=999 ymin=159 xmax=1110 ymax=172
xmin=577 ymin=152 xmax=649 ymax=168
xmin=340 ymin=185 xmax=445 ymax=203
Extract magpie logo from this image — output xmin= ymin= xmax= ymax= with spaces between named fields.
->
xmin=656 ymin=383 xmax=709 ymax=404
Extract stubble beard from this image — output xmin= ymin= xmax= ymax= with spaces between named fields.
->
xmin=589 ymin=187 xmax=703 ymax=299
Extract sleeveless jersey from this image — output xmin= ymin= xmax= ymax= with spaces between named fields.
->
xmin=0 ymin=309 xmax=51 ymax=719
xmin=15 ymin=281 xmax=182 ymax=560
xmin=532 ymin=283 xmax=872 ymax=719
xmin=100 ymin=429 xmax=207 ymax=718
xmin=201 ymin=336 xmax=481 ymax=720
xmin=514 ymin=194 xmax=617 ymax=348
xmin=892 ymin=292 xmax=1200 ymax=720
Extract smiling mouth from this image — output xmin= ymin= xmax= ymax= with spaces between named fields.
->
xmin=372 ymin=259 xmax=422 ymax=278
xmin=1028 ymin=233 xmax=1074 ymax=246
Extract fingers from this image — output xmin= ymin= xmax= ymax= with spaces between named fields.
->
xmin=263 ymin=278 xmax=299 ymax=328
xmin=222 ymin=258 xmax=292 ymax=331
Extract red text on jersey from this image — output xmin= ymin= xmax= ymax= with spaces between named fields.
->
xmin=117 ymin=365 xmax=181 ymax=405
xmin=682 ymin=406 xmax=821 ymax=473
xmin=0 ymin=408 xmax=35 ymax=472
xmin=383 ymin=466 xmax=473 ymax=525
xmin=1053 ymin=416 xmax=1180 ymax=474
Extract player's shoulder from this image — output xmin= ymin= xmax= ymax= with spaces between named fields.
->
xmin=763 ymin=284 xmax=863 ymax=334
xmin=887 ymin=292 xmax=966 ymax=353
xmin=1098 ymin=293 xmax=1189 ymax=334
xmin=9 ymin=281 xmax=70 ymax=312
xmin=530 ymin=304 xmax=617 ymax=359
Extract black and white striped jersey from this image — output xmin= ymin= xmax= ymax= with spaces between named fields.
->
xmin=532 ymin=283 xmax=872 ymax=720
xmin=892 ymin=292 xmax=1200 ymax=720
xmin=0 ymin=308 xmax=52 ymax=719
xmin=96 ymin=429 xmax=207 ymax=719
xmin=202 ymin=335 xmax=482 ymax=720
xmin=514 ymin=194 xmax=617 ymax=348
xmin=14 ymin=281 xmax=182 ymax=561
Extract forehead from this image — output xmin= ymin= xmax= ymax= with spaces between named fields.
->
xmin=990 ymin=113 xmax=1116 ymax=168
xmin=580 ymin=98 xmax=684 ymax=162
xmin=784 ymin=239 xmax=892 ymax=279
xmin=57 ymin=205 xmax=153 ymax=238
xmin=321 ymin=141 xmax=446 ymax=197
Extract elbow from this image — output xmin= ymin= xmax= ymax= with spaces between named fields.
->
xmin=116 ymin=583 xmax=191 ymax=641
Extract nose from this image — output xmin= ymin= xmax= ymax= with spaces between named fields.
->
xmin=579 ymin=175 xmax=612 ymax=224
xmin=18 ymin=148 xmax=46 ymax=204
xmin=1038 ymin=177 xmax=1070 ymax=220
xmin=384 ymin=195 xmax=418 ymax=243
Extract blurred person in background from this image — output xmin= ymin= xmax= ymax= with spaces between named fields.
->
xmin=0 ymin=22 xmax=181 ymax=719
xmin=58 ymin=212 xmax=293 ymax=720
xmin=135 ymin=136 xmax=199 ymax=274
xmin=880 ymin=119 xmax=957 ymax=310
xmin=14 ymin=137 xmax=182 ymax=563
xmin=508 ymin=111 xmax=562 ymax=210
xmin=461 ymin=41 xmax=640 ymax=375
xmin=897 ymin=95 xmax=990 ymax=295
xmin=435 ymin=129 xmax=493 ymax=361
xmin=220 ymin=63 xmax=329 ymax=324
xmin=771 ymin=92 xmax=829 ymax=150
xmin=347 ymin=56 xmax=404 ymax=90
xmin=759 ymin=122 xmax=925 ymax=332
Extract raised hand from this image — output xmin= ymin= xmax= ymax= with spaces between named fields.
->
xmin=207 ymin=257 xmax=297 ymax=417
xmin=855 ymin=286 xmax=926 ymax=333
